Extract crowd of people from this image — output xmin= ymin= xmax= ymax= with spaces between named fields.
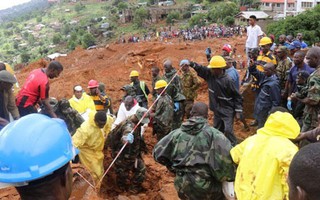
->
xmin=0 ymin=14 xmax=320 ymax=200
xmin=120 ymin=24 xmax=244 ymax=43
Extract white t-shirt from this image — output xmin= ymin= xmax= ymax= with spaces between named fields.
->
xmin=112 ymin=102 xmax=140 ymax=129
xmin=246 ymin=25 xmax=263 ymax=49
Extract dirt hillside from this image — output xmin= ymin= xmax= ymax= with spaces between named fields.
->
xmin=0 ymin=37 xmax=256 ymax=200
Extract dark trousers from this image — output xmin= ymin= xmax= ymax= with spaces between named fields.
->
xmin=18 ymin=106 xmax=37 ymax=117
xmin=213 ymin=114 xmax=237 ymax=146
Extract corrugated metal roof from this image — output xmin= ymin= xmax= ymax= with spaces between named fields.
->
xmin=235 ymin=11 xmax=270 ymax=19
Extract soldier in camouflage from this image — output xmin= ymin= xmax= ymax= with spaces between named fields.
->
xmin=152 ymin=80 xmax=174 ymax=141
xmin=151 ymin=66 xmax=161 ymax=101
xmin=180 ymin=59 xmax=200 ymax=119
xmin=153 ymin=102 xmax=235 ymax=200
xmin=107 ymin=108 xmax=150 ymax=193
xmin=162 ymin=60 xmax=186 ymax=130
xmin=275 ymin=46 xmax=292 ymax=107
xmin=291 ymin=47 xmax=320 ymax=133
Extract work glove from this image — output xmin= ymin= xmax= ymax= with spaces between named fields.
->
xmin=174 ymin=102 xmax=180 ymax=112
xmin=123 ymin=132 xmax=134 ymax=144
xmin=222 ymin=181 xmax=236 ymax=200
xmin=287 ymin=100 xmax=293 ymax=111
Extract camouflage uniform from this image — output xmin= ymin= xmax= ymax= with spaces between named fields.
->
xmin=163 ymin=69 xmax=186 ymax=130
xmin=277 ymin=58 xmax=292 ymax=106
xmin=153 ymin=94 xmax=174 ymax=141
xmin=153 ymin=117 xmax=235 ymax=200
xmin=301 ymin=68 xmax=320 ymax=132
xmin=181 ymin=71 xmax=200 ymax=119
xmin=107 ymin=115 xmax=146 ymax=191
xmin=152 ymin=75 xmax=161 ymax=101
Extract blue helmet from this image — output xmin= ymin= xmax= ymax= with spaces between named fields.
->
xmin=0 ymin=114 xmax=78 ymax=183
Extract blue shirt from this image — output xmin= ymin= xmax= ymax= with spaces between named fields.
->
xmin=226 ymin=66 xmax=240 ymax=91
xmin=288 ymin=63 xmax=315 ymax=93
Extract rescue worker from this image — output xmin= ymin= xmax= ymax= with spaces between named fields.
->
xmin=251 ymin=37 xmax=277 ymax=92
xmin=222 ymin=44 xmax=232 ymax=57
xmin=151 ymin=80 xmax=174 ymax=141
xmin=231 ymin=111 xmax=300 ymax=200
xmin=205 ymin=47 xmax=212 ymax=62
xmin=98 ymin=82 xmax=114 ymax=114
xmin=129 ymin=70 xmax=150 ymax=108
xmin=225 ymin=56 xmax=240 ymax=91
xmin=120 ymin=84 xmax=137 ymax=101
xmin=249 ymin=62 xmax=281 ymax=128
xmin=287 ymin=71 xmax=310 ymax=126
xmin=0 ymin=114 xmax=78 ymax=199
xmin=162 ymin=59 xmax=186 ymax=130
xmin=72 ymin=111 xmax=114 ymax=185
xmin=275 ymin=46 xmax=292 ymax=106
xmin=69 ymin=85 xmax=95 ymax=120
xmin=180 ymin=59 xmax=200 ymax=119
xmin=189 ymin=56 xmax=243 ymax=146
xmin=16 ymin=61 xmax=63 ymax=118
xmin=54 ymin=98 xmax=84 ymax=135
xmin=87 ymin=79 xmax=111 ymax=113
xmin=153 ymin=102 xmax=236 ymax=200
xmin=112 ymin=95 xmax=140 ymax=129
xmin=291 ymin=47 xmax=320 ymax=133
xmin=107 ymin=108 xmax=150 ymax=193
xmin=151 ymin=66 xmax=161 ymax=101
xmin=0 ymin=71 xmax=19 ymax=131
xmin=288 ymin=143 xmax=320 ymax=200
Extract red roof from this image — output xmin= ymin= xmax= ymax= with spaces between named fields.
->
xmin=261 ymin=0 xmax=295 ymax=3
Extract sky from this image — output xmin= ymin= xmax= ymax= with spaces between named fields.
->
xmin=0 ymin=0 xmax=31 ymax=11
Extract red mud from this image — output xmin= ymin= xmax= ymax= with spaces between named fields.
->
xmin=0 ymin=37 xmax=256 ymax=200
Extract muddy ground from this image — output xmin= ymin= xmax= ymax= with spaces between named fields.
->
xmin=0 ymin=36 xmax=256 ymax=200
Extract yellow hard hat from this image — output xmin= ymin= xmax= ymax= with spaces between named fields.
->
xmin=207 ymin=56 xmax=226 ymax=68
xmin=259 ymin=37 xmax=272 ymax=46
xmin=154 ymin=80 xmax=167 ymax=89
xmin=129 ymin=70 xmax=139 ymax=77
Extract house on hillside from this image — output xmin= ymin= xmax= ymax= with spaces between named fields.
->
xmin=260 ymin=0 xmax=296 ymax=12
xmin=235 ymin=11 xmax=270 ymax=23
xmin=296 ymin=0 xmax=320 ymax=13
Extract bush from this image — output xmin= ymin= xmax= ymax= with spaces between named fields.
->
xmin=267 ymin=5 xmax=320 ymax=45
xmin=81 ymin=33 xmax=95 ymax=48
xmin=21 ymin=53 xmax=30 ymax=63
xmin=207 ymin=2 xmax=239 ymax=23
xmin=36 ymin=16 xmax=42 ymax=23
xmin=166 ymin=12 xmax=180 ymax=25
xmin=133 ymin=7 xmax=149 ymax=28
xmin=75 ymin=3 xmax=85 ymax=13
xmin=224 ymin=16 xmax=235 ymax=26
xmin=189 ymin=13 xmax=207 ymax=27
xmin=52 ymin=34 xmax=62 ymax=44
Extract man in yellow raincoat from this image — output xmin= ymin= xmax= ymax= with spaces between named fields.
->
xmin=230 ymin=110 xmax=300 ymax=200
xmin=72 ymin=111 xmax=114 ymax=185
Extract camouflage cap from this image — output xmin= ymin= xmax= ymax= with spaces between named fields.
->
xmin=297 ymin=70 xmax=310 ymax=80
xmin=135 ymin=107 xmax=150 ymax=124
xmin=0 ymin=71 xmax=16 ymax=84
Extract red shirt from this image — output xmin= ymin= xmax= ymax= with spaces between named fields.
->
xmin=16 ymin=69 xmax=49 ymax=107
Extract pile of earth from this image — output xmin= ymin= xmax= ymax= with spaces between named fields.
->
xmin=0 ymin=37 xmax=255 ymax=200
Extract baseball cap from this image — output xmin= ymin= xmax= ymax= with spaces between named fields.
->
xmin=288 ymin=40 xmax=301 ymax=50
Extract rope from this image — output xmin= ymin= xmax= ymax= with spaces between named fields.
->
xmin=98 ymin=67 xmax=182 ymax=185
xmin=76 ymin=171 xmax=96 ymax=190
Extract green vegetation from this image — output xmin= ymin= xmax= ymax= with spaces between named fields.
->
xmin=267 ymin=5 xmax=320 ymax=45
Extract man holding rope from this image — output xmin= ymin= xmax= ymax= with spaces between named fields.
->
xmin=107 ymin=108 xmax=150 ymax=193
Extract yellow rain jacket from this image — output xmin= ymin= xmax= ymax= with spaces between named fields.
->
xmin=72 ymin=111 xmax=114 ymax=183
xmin=69 ymin=93 xmax=95 ymax=114
xmin=230 ymin=111 xmax=300 ymax=200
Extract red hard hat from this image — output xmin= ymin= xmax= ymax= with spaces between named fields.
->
xmin=222 ymin=44 xmax=232 ymax=53
xmin=87 ymin=79 xmax=99 ymax=88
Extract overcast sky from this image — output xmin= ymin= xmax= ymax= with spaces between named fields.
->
xmin=0 ymin=0 xmax=31 ymax=10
